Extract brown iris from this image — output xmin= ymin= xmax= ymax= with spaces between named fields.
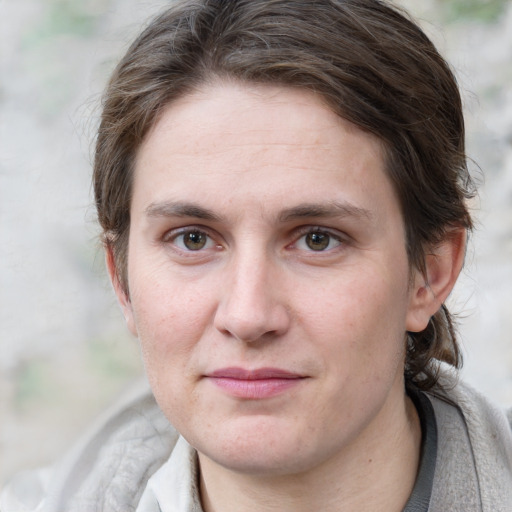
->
xmin=183 ymin=231 xmax=208 ymax=250
xmin=305 ymin=232 xmax=330 ymax=251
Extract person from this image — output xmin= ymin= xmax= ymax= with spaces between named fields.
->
xmin=2 ymin=0 xmax=511 ymax=510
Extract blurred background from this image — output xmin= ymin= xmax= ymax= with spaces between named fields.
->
xmin=1 ymin=0 xmax=511 ymax=486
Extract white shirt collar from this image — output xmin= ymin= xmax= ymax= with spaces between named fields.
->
xmin=137 ymin=436 xmax=203 ymax=512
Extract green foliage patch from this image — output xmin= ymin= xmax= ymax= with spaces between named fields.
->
xmin=14 ymin=360 xmax=58 ymax=411
xmin=87 ymin=337 xmax=141 ymax=381
xmin=441 ymin=0 xmax=508 ymax=23
xmin=23 ymin=0 xmax=111 ymax=46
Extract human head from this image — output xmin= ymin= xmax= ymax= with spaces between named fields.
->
xmin=94 ymin=0 xmax=474 ymax=389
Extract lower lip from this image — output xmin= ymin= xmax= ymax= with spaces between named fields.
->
xmin=208 ymin=377 xmax=304 ymax=399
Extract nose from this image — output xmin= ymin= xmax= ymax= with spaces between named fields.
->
xmin=214 ymin=253 xmax=291 ymax=343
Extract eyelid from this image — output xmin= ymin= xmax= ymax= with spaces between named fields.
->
xmin=163 ymin=224 xmax=212 ymax=240
xmin=293 ymin=225 xmax=346 ymax=240
xmin=160 ymin=224 xmax=349 ymax=254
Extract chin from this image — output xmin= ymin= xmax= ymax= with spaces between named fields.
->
xmin=192 ymin=416 xmax=324 ymax=477
xmin=201 ymin=445 xmax=314 ymax=477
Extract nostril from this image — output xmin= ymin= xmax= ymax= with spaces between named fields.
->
xmin=214 ymin=304 xmax=290 ymax=343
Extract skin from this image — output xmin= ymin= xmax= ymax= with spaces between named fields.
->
xmin=109 ymin=81 xmax=465 ymax=511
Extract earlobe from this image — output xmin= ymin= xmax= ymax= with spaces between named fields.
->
xmin=406 ymin=228 xmax=467 ymax=333
xmin=105 ymin=245 xmax=138 ymax=337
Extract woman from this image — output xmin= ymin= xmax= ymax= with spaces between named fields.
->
xmin=3 ymin=1 xmax=511 ymax=510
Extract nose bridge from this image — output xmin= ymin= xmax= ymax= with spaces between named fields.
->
xmin=234 ymin=249 xmax=272 ymax=312
xmin=215 ymin=243 xmax=289 ymax=342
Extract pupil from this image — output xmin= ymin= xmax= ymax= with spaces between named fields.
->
xmin=184 ymin=231 xmax=206 ymax=250
xmin=306 ymin=232 xmax=329 ymax=251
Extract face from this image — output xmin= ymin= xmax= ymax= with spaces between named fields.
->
xmin=117 ymin=82 xmax=427 ymax=476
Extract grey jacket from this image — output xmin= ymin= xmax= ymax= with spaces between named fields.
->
xmin=2 ymin=373 xmax=511 ymax=511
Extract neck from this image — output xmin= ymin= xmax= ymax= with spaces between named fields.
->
xmin=198 ymin=391 xmax=421 ymax=512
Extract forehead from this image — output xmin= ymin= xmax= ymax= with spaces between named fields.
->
xmin=133 ymin=81 xmax=397 ymax=222
xmin=141 ymin=81 xmax=382 ymax=155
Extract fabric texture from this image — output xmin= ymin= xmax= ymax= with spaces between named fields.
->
xmin=403 ymin=388 xmax=438 ymax=512
xmin=2 ymin=372 xmax=511 ymax=512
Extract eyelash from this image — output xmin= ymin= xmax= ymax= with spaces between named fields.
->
xmin=162 ymin=225 xmax=346 ymax=255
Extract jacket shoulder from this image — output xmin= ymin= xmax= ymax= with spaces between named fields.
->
xmin=1 ymin=381 xmax=178 ymax=512
xmin=429 ymin=370 xmax=512 ymax=511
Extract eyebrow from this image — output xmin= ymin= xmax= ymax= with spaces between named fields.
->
xmin=144 ymin=200 xmax=373 ymax=223
xmin=277 ymin=201 xmax=374 ymax=223
xmin=145 ymin=201 xmax=222 ymax=221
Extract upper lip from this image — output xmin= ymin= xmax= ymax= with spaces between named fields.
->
xmin=207 ymin=367 xmax=304 ymax=380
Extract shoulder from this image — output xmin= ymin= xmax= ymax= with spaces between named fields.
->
xmin=1 ymin=381 xmax=179 ymax=512
xmin=426 ymin=369 xmax=512 ymax=511
xmin=430 ymin=369 xmax=512 ymax=441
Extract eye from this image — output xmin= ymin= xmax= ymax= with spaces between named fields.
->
xmin=295 ymin=230 xmax=342 ymax=252
xmin=171 ymin=229 xmax=216 ymax=251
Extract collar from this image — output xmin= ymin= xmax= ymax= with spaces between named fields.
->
xmin=137 ymin=436 xmax=203 ymax=512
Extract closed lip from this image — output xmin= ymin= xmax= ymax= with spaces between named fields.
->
xmin=204 ymin=367 xmax=307 ymax=399
xmin=207 ymin=367 xmax=305 ymax=379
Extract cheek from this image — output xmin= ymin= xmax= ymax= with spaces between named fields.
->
xmin=299 ymin=269 xmax=409 ymax=374
xmin=303 ymin=267 xmax=408 ymax=329
xmin=130 ymin=282 xmax=211 ymax=424
xmin=128 ymin=271 xmax=215 ymax=370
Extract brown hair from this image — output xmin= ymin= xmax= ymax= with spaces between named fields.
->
xmin=94 ymin=0 xmax=475 ymax=390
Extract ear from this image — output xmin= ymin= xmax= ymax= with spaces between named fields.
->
xmin=105 ymin=245 xmax=138 ymax=337
xmin=406 ymin=228 xmax=467 ymax=333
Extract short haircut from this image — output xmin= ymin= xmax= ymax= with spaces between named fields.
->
xmin=94 ymin=0 xmax=475 ymax=390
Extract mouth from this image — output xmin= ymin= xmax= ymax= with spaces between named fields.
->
xmin=205 ymin=367 xmax=307 ymax=399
